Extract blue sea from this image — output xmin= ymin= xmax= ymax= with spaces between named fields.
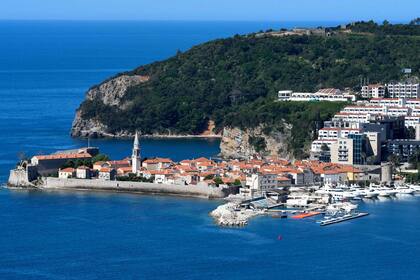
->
xmin=0 ymin=21 xmax=419 ymax=279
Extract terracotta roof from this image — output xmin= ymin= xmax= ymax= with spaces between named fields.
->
xmin=60 ymin=168 xmax=75 ymax=173
xmin=194 ymin=157 xmax=211 ymax=162
xmin=76 ymin=166 xmax=90 ymax=170
xmin=117 ymin=167 xmax=133 ymax=172
xmin=317 ymin=88 xmax=340 ymax=94
xmin=143 ymin=158 xmax=173 ymax=164
xmin=366 ymin=84 xmax=384 ymax=88
xmin=34 ymin=153 xmax=92 ymax=161
xmin=108 ymin=160 xmax=130 ymax=166
xmin=99 ymin=168 xmax=114 ymax=173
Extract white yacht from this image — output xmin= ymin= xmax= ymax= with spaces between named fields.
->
xmin=361 ymin=189 xmax=379 ymax=199
xmin=395 ymin=185 xmax=415 ymax=195
xmin=406 ymin=184 xmax=420 ymax=193
xmin=369 ymin=183 xmax=397 ymax=197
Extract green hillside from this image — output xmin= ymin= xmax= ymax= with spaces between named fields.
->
xmin=78 ymin=21 xmax=420 ymax=156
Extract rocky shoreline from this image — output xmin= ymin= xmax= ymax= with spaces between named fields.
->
xmin=210 ymin=202 xmax=266 ymax=226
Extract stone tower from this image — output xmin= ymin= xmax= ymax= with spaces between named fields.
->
xmin=132 ymin=131 xmax=141 ymax=174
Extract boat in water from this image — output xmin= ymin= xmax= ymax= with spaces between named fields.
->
xmin=395 ymin=185 xmax=415 ymax=195
xmin=319 ymin=212 xmax=369 ymax=226
xmin=317 ymin=202 xmax=368 ymax=226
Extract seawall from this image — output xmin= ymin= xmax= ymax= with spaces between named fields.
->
xmin=8 ymin=168 xmax=36 ymax=188
xmin=41 ymin=178 xmax=235 ymax=199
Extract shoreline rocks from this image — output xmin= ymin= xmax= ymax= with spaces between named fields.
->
xmin=210 ymin=202 xmax=265 ymax=227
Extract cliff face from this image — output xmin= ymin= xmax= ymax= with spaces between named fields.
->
xmin=220 ymin=125 xmax=295 ymax=160
xmin=71 ymin=75 xmax=149 ymax=138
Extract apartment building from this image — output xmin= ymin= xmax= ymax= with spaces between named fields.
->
xmin=387 ymin=81 xmax=419 ymax=98
xmin=386 ymin=140 xmax=420 ymax=162
xmin=330 ymin=132 xmax=379 ymax=165
xmin=317 ymin=127 xmax=361 ymax=139
xmin=361 ymin=84 xmax=385 ymax=98
xmin=278 ymin=89 xmax=356 ymax=102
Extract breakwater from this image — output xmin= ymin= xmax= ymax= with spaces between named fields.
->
xmin=40 ymin=177 xmax=235 ymax=199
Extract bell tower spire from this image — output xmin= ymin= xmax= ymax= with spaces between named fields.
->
xmin=132 ymin=131 xmax=141 ymax=174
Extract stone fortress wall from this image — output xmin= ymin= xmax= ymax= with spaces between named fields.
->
xmin=41 ymin=177 xmax=236 ymax=199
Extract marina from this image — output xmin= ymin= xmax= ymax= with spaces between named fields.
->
xmin=212 ymin=182 xmax=420 ymax=227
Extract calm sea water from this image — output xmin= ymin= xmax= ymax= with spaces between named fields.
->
xmin=0 ymin=21 xmax=419 ymax=279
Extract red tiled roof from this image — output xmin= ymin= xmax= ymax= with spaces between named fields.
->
xmin=144 ymin=158 xmax=173 ymax=164
xmin=60 ymin=168 xmax=75 ymax=173
xmin=99 ymin=168 xmax=114 ymax=173
xmin=34 ymin=153 xmax=92 ymax=161
xmin=76 ymin=166 xmax=90 ymax=170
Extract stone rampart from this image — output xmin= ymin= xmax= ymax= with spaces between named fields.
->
xmin=42 ymin=178 xmax=235 ymax=199
xmin=8 ymin=169 xmax=35 ymax=188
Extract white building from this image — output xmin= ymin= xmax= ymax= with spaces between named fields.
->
xmin=278 ymin=89 xmax=355 ymax=102
xmin=246 ymin=173 xmax=278 ymax=192
xmin=311 ymin=139 xmax=337 ymax=153
xmin=131 ymin=131 xmax=141 ymax=174
xmin=317 ymin=127 xmax=361 ymax=139
xmin=76 ymin=166 xmax=91 ymax=179
xmin=59 ymin=168 xmax=75 ymax=179
xmin=342 ymin=105 xmax=384 ymax=115
xmin=369 ymin=98 xmax=405 ymax=107
xmin=406 ymin=116 xmax=420 ymax=129
xmin=332 ymin=112 xmax=370 ymax=124
xmin=98 ymin=168 xmax=116 ymax=180
xmin=387 ymin=82 xmax=419 ymax=98
xmin=361 ymin=84 xmax=385 ymax=98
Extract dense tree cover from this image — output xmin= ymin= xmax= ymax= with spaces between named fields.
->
xmin=116 ymin=174 xmax=154 ymax=183
xmin=78 ymin=22 xmax=419 ymax=156
xmin=60 ymin=153 xmax=110 ymax=169
xmin=345 ymin=20 xmax=420 ymax=36
xmin=91 ymin=153 xmax=110 ymax=163
xmin=405 ymin=148 xmax=420 ymax=183
xmin=61 ymin=159 xmax=93 ymax=169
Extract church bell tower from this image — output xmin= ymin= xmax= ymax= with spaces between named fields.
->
xmin=132 ymin=131 xmax=141 ymax=174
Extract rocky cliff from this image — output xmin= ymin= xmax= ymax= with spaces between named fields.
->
xmin=71 ymin=75 xmax=149 ymax=138
xmin=220 ymin=125 xmax=295 ymax=160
